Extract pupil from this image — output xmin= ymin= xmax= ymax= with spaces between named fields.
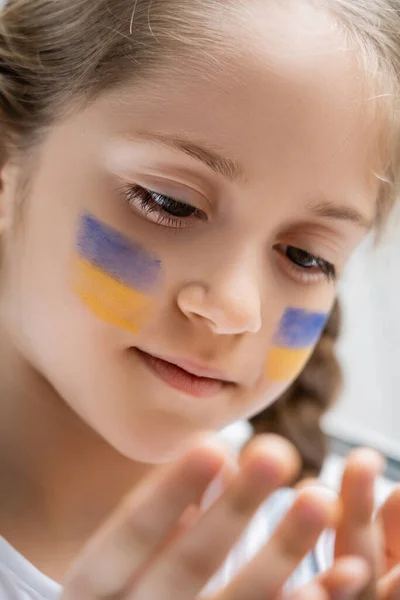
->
xmin=152 ymin=193 xmax=196 ymax=217
xmin=287 ymin=247 xmax=316 ymax=268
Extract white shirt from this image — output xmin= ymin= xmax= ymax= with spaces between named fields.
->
xmin=0 ymin=537 xmax=61 ymax=600
xmin=0 ymin=488 xmax=335 ymax=600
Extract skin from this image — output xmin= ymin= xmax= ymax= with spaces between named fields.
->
xmin=0 ymin=1 xmax=399 ymax=596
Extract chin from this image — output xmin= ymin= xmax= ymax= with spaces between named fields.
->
xmin=101 ymin=415 xmax=212 ymax=465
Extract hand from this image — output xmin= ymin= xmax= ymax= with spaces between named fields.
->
xmin=298 ymin=448 xmax=400 ymax=600
xmin=334 ymin=448 xmax=400 ymax=600
xmin=60 ymin=434 xmax=369 ymax=600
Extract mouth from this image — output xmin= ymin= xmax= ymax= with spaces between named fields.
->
xmin=134 ymin=348 xmax=234 ymax=398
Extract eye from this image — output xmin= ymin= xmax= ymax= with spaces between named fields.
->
xmin=275 ymin=244 xmax=336 ymax=284
xmin=123 ymin=184 xmax=207 ymax=229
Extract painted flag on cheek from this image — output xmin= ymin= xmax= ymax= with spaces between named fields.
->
xmin=266 ymin=307 xmax=328 ymax=382
xmin=72 ymin=212 xmax=161 ymax=334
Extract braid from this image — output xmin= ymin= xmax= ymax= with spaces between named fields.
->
xmin=249 ymin=300 xmax=342 ymax=484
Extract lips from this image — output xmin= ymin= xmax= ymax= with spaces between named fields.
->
xmin=135 ymin=349 xmax=232 ymax=398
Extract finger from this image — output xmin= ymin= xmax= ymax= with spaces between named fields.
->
xmin=61 ymin=441 xmax=228 ymax=599
xmin=215 ymin=486 xmax=340 ymax=600
xmin=295 ymin=477 xmax=320 ymax=489
xmin=314 ymin=556 xmax=371 ymax=600
xmin=294 ymin=477 xmax=321 ymax=491
xmin=161 ymin=459 xmax=239 ymax=552
xmin=130 ymin=434 xmax=301 ymax=600
xmin=200 ymin=454 xmax=239 ymax=511
xmin=377 ymin=564 xmax=400 ymax=600
xmin=335 ymin=448 xmax=386 ymax=579
xmin=286 ymin=581 xmax=330 ymax=600
xmin=273 ymin=557 xmax=370 ymax=600
xmin=377 ymin=485 xmax=400 ymax=573
xmin=338 ymin=448 xmax=385 ymax=524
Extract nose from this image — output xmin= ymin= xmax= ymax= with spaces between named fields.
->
xmin=176 ymin=261 xmax=262 ymax=335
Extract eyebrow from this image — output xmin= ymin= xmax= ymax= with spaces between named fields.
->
xmin=137 ymin=132 xmax=244 ymax=183
xmin=306 ymin=199 xmax=374 ymax=230
xmin=135 ymin=132 xmax=374 ymax=229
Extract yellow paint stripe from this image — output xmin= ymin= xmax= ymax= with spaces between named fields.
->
xmin=266 ymin=346 xmax=312 ymax=382
xmin=71 ymin=256 xmax=153 ymax=334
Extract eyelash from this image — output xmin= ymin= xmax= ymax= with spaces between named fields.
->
xmin=123 ymin=184 xmax=207 ymax=229
xmin=275 ymin=245 xmax=336 ymax=284
xmin=123 ymin=184 xmax=336 ymax=284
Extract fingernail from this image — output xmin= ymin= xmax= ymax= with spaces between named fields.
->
xmin=200 ymin=464 xmax=231 ymax=511
xmin=337 ymin=560 xmax=371 ymax=600
xmin=298 ymin=485 xmax=338 ymax=502
xmin=358 ymin=448 xmax=387 ymax=474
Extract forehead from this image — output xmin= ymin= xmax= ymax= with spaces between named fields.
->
xmin=93 ymin=1 xmax=383 ymax=216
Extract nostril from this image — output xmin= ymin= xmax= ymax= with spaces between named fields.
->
xmin=177 ymin=282 xmax=262 ymax=335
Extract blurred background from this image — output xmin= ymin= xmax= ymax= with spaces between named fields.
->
xmin=325 ymin=229 xmax=400 ymax=462
xmin=220 ymin=211 xmax=400 ymax=505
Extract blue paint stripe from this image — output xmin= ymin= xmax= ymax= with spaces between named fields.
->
xmin=274 ymin=308 xmax=328 ymax=349
xmin=76 ymin=213 xmax=161 ymax=292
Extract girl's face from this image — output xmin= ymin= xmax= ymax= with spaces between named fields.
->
xmin=0 ymin=2 xmax=381 ymax=462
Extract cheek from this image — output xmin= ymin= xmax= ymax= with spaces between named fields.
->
xmin=70 ymin=212 xmax=162 ymax=334
xmin=265 ymin=307 xmax=328 ymax=382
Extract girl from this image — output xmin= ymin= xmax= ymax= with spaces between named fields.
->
xmin=0 ymin=0 xmax=399 ymax=598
